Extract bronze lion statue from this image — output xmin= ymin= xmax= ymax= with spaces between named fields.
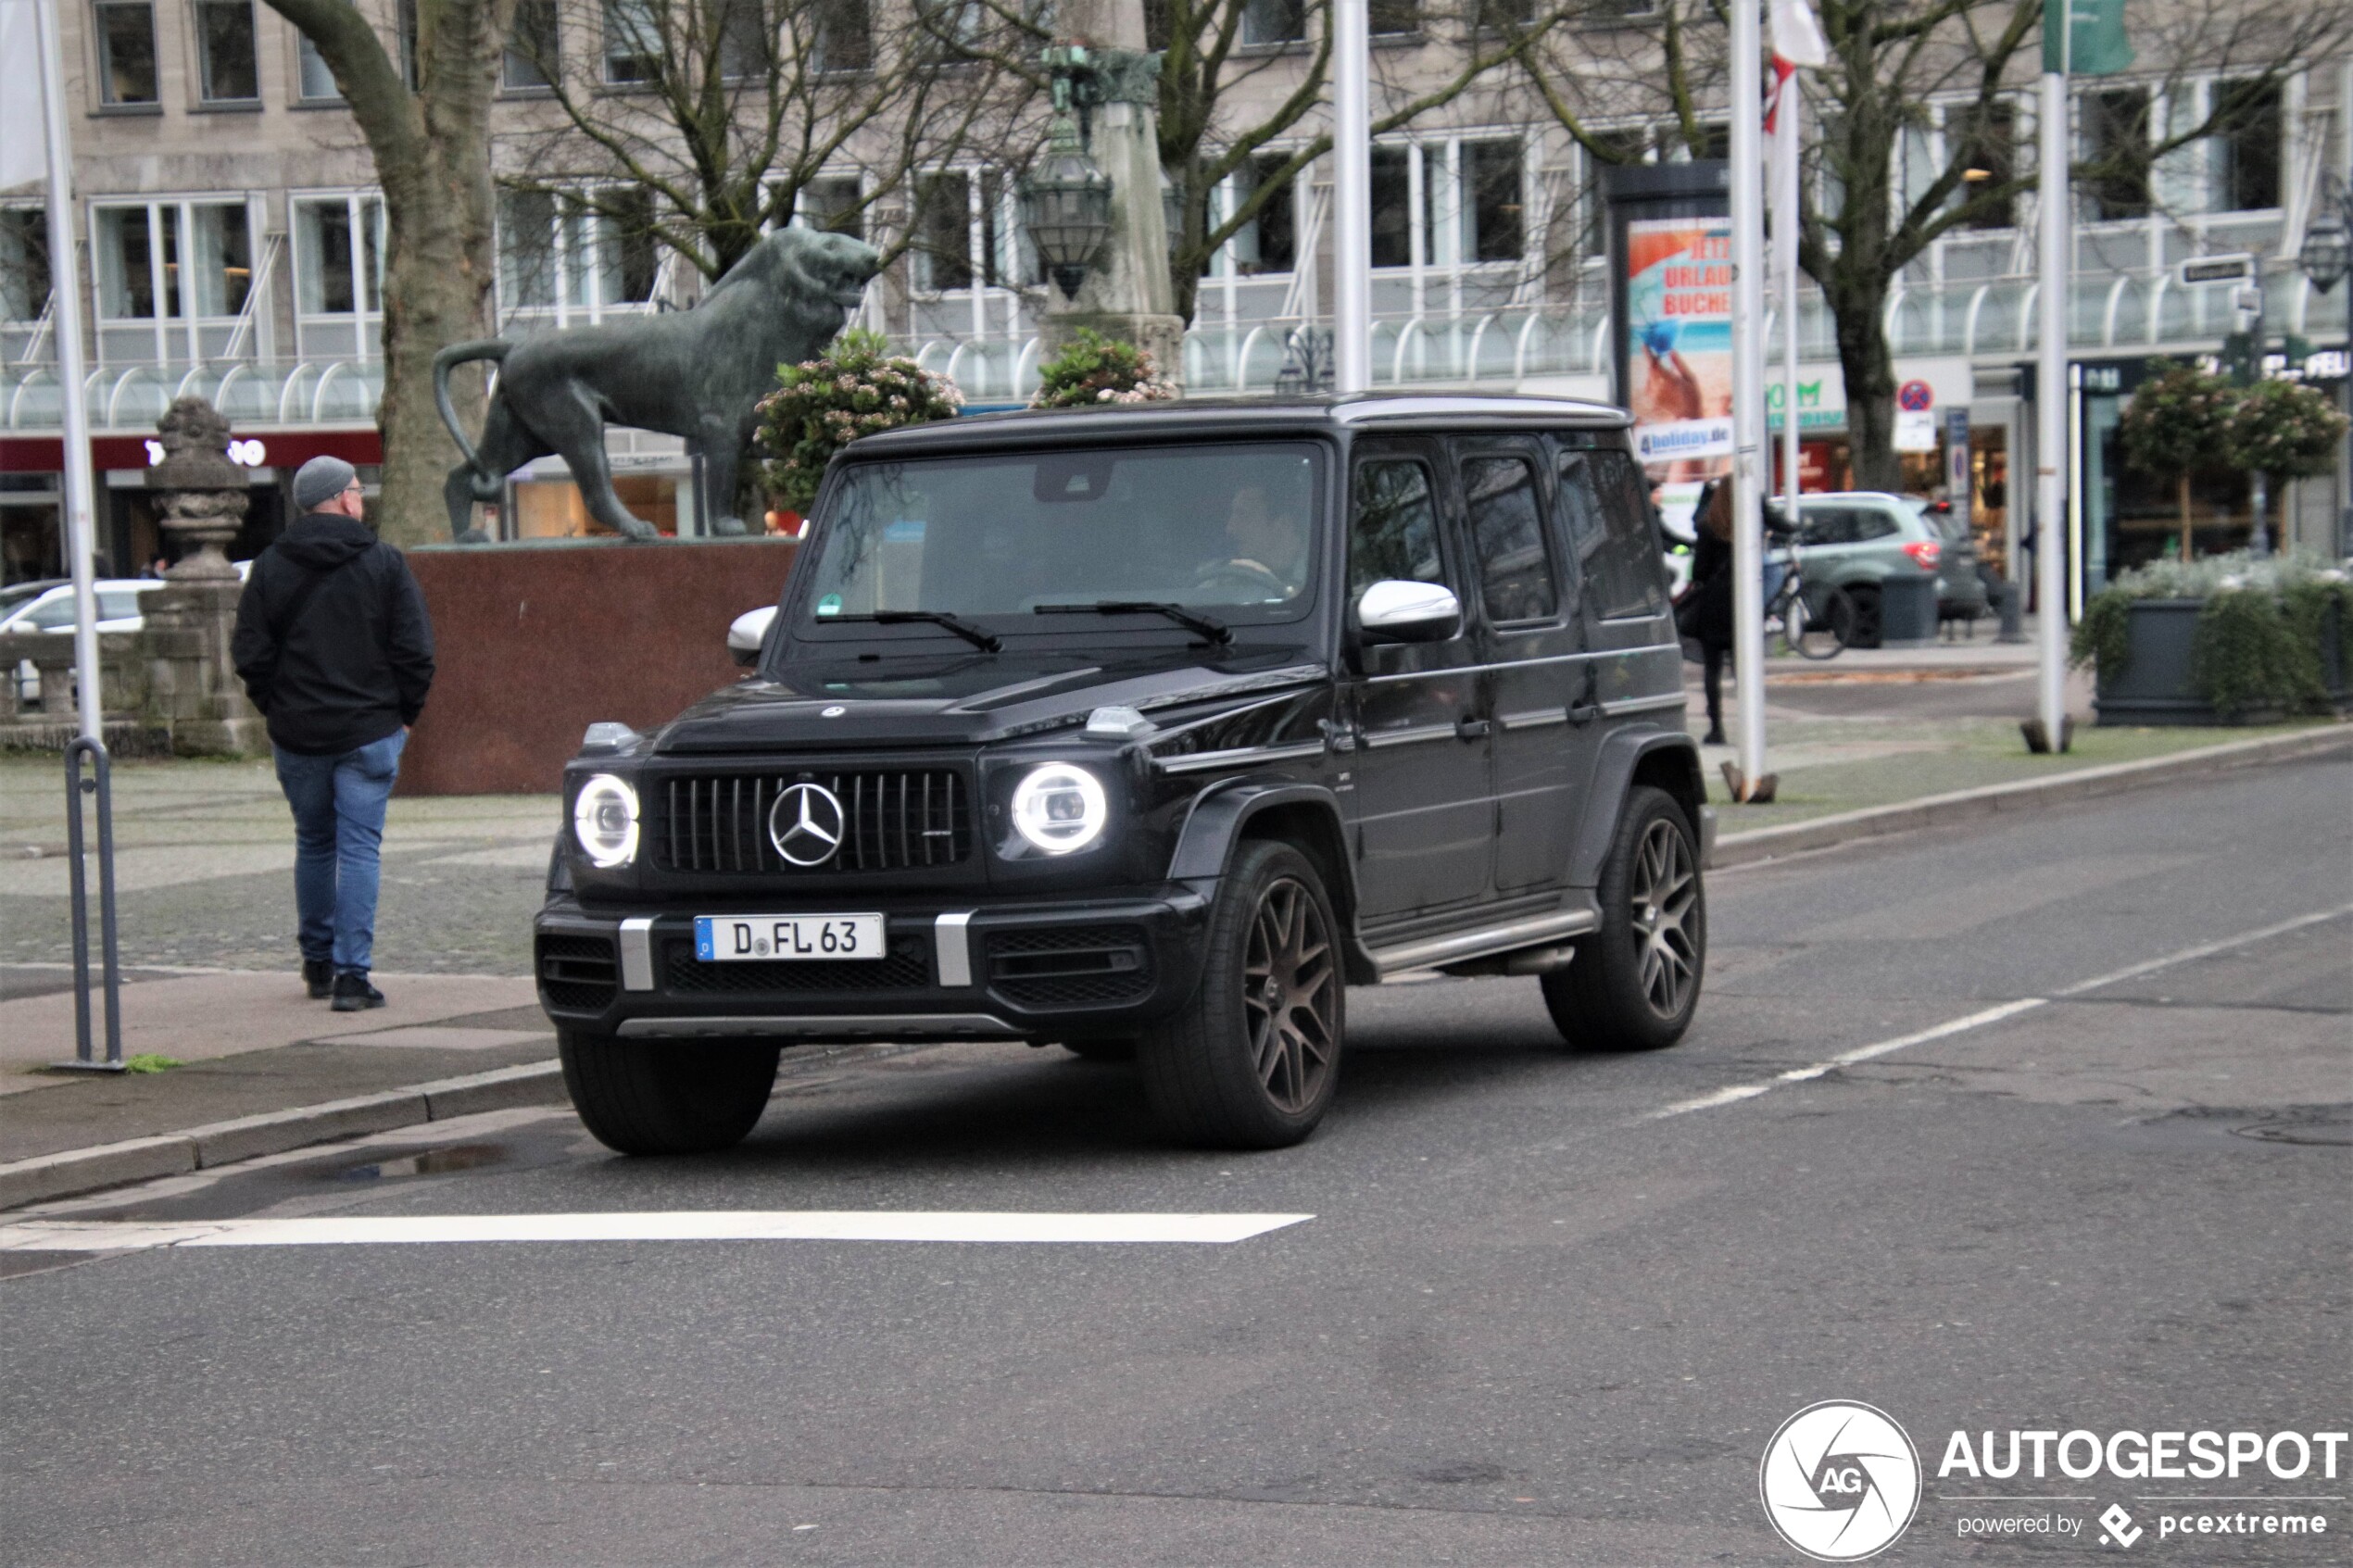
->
xmin=434 ymin=227 xmax=881 ymax=541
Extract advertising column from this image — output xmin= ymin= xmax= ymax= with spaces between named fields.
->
xmin=1605 ymin=164 xmax=1732 ymax=527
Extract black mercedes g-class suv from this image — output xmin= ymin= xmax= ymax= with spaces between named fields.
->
xmin=537 ymin=395 xmax=1710 ymax=1154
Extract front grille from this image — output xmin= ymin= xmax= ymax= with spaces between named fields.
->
xmin=661 ymin=936 xmax=932 ymax=994
xmin=986 ymin=924 xmax=1151 ymax=1010
xmin=652 ymin=770 xmax=972 ymax=873
xmin=538 ymin=933 xmax=619 ymax=1010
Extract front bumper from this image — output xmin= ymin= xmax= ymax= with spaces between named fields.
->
xmin=535 ymin=886 xmax=1212 ymax=1043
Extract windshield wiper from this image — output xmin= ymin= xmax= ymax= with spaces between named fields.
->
xmin=1034 ymin=601 xmax=1233 ymax=646
xmin=824 ymin=610 xmax=1001 ymax=652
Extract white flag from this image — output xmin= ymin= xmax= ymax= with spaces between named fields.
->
xmin=1 ymin=0 xmax=50 ymax=192
xmin=1770 ymin=0 xmax=1830 ymax=69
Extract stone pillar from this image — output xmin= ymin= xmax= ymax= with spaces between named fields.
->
xmin=141 ymin=396 xmax=266 ymax=755
xmin=1039 ymin=3 xmax=1185 ymax=387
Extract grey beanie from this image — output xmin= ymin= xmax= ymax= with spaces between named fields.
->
xmin=293 ymin=455 xmax=357 ymax=511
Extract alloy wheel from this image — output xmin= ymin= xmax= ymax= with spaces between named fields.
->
xmin=1242 ymin=877 xmax=1339 ymax=1113
xmin=1628 ymin=820 xmax=1699 ymax=1017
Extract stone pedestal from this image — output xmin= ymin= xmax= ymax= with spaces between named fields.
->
xmin=1038 ymin=42 xmax=1186 ymax=389
xmin=142 ymin=396 xmax=267 ymax=755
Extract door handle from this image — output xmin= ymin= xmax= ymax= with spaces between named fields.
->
xmin=1565 ymin=699 xmax=1603 ymax=727
xmin=1317 ymin=719 xmax=1359 ymax=752
xmin=1454 ymin=715 xmax=1492 ymax=741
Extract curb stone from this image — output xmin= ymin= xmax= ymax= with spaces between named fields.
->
xmin=1709 ymin=724 xmax=2348 ymax=870
xmin=4 ymin=728 xmax=2343 ymax=1211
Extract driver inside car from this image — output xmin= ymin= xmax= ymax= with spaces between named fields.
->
xmin=1197 ymin=483 xmax=1310 ymax=602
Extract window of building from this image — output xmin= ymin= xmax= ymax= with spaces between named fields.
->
xmin=1581 ymin=128 xmax=1646 ymax=258
xmin=603 ymin=0 xmax=659 ymax=82
xmin=1349 ymin=458 xmax=1446 ymax=602
xmin=1464 ymin=139 xmax=1523 ymax=263
xmin=499 ymin=187 xmax=660 ymax=316
xmin=1468 ymin=0 xmax=1529 ymax=31
xmin=2211 ymin=80 xmax=2281 ymax=212
xmin=0 ymin=210 xmax=51 ymax=323
xmin=195 ymin=0 xmax=259 ymax=101
xmin=2081 ymin=87 xmax=2150 ymax=221
xmin=1240 ymin=0 xmax=1303 ymax=45
xmin=297 ymin=33 xmax=341 ymax=98
xmin=715 ymin=0 xmax=767 ymax=79
xmin=504 ymin=0 xmax=558 ymax=87
xmin=1949 ymin=101 xmax=2016 ymax=230
xmin=810 ymin=0 xmax=872 ymax=72
xmin=912 ymin=170 xmax=1020 ymax=293
xmin=1370 ymin=0 xmax=1418 ymax=34
xmin=294 ymin=194 xmax=384 ymax=315
xmin=1369 ymin=145 xmax=1421 ymax=269
xmin=1228 ymin=156 xmax=1296 ymax=275
xmin=94 ymin=202 xmax=251 ymax=320
xmin=794 ymin=176 xmax=865 ymax=239
xmin=94 ymin=0 xmax=159 ymax=105
xmin=916 ymin=0 xmax=984 ymax=61
xmin=1460 ymin=453 xmax=1555 ymax=622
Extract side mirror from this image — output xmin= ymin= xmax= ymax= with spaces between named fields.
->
xmin=727 ymin=604 xmax=777 ymax=668
xmin=1356 ymin=579 xmax=1461 ymax=644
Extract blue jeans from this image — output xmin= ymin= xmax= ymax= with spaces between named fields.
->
xmin=274 ymin=730 xmax=406 ymax=974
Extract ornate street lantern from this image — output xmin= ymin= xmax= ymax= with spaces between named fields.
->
xmin=1020 ymin=49 xmax=1113 ymax=300
xmin=2300 ymin=179 xmax=2349 ymax=295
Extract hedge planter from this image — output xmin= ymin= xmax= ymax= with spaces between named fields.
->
xmin=2091 ymin=595 xmax=2347 ymax=726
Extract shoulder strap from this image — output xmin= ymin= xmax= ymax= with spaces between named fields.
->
xmin=267 ymin=551 xmax=364 ymax=645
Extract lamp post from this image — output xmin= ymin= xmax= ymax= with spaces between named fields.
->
xmin=2296 ymin=172 xmax=2352 ymax=558
xmin=1021 ymin=70 xmax=1114 ymax=302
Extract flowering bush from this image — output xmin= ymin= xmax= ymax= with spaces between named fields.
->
xmin=2224 ymin=377 xmax=2348 ymax=481
xmin=2118 ymin=358 xmax=2235 ymax=555
xmin=1028 ymin=329 xmax=1179 ymax=408
xmin=755 ymin=329 xmax=963 ymax=511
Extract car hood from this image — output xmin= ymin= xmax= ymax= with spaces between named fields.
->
xmin=652 ymin=646 xmax=1327 ymax=754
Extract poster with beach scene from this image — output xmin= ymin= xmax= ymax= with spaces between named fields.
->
xmin=1625 ymin=217 xmax=1734 ymax=480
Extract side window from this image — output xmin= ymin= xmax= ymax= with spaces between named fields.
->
xmin=1799 ymin=511 xmax=1855 ymax=546
xmin=1554 ymin=447 xmax=1668 ymax=621
xmin=1349 ymin=458 xmax=1448 ymax=602
xmin=1458 ymin=453 xmax=1557 ymax=625
xmin=98 ymin=591 xmax=142 ymax=621
xmin=1855 ymin=509 xmax=1902 ymax=542
xmin=25 ymin=596 xmax=77 ymax=630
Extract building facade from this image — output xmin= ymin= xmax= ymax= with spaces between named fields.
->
xmin=3 ymin=0 xmax=2346 ymax=589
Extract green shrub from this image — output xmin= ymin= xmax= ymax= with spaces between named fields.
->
xmin=754 ymin=329 xmax=963 ymax=511
xmin=2072 ymin=550 xmax=2351 ymax=717
xmin=1028 ymin=329 xmax=1178 ymax=408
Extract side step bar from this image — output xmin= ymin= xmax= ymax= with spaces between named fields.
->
xmin=1365 ymin=907 xmax=1599 ymax=980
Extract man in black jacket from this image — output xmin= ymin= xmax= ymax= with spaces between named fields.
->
xmin=233 ymin=457 xmax=435 ymax=1011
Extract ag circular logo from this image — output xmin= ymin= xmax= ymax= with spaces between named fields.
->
xmin=768 ymin=782 xmax=845 ymax=867
xmin=1759 ymin=1400 xmax=1920 ymax=1561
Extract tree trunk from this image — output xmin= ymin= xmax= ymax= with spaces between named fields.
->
xmin=2178 ymin=471 xmax=2193 ymax=559
xmin=1829 ymin=272 xmax=1902 ymax=493
xmin=376 ymin=178 xmax=495 ymax=546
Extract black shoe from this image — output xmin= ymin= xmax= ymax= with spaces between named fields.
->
xmin=1703 ymin=727 xmax=1727 ymax=746
xmin=303 ymin=959 xmax=333 ymax=999
xmin=331 ymin=972 xmax=385 ymax=1012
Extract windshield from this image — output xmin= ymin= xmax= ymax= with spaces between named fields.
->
xmin=800 ymin=443 xmax=1324 ymax=632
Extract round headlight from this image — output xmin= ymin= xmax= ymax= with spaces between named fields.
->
xmin=573 ymin=773 xmax=639 ymax=869
xmin=1010 ymin=763 xmax=1107 ymax=854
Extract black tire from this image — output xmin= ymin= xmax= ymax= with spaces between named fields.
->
xmin=558 ymin=1028 xmax=780 ymax=1155
xmin=1845 ymin=583 xmax=1883 ymax=648
xmin=1541 ymin=786 xmax=1705 ymax=1051
xmin=1061 ymin=1037 xmax=1137 ymax=1062
xmin=1791 ymin=583 xmax=1856 ymax=659
xmin=1138 ymin=840 xmax=1344 ymax=1148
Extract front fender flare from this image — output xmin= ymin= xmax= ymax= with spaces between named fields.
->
xmin=1167 ymin=777 xmax=1376 ymax=984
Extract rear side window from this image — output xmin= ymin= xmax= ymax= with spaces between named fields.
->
xmin=1350 ymin=458 xmax=1448 ymax=601
xmin=1458 ymin=453 xmax=1557 ymax=624
xmin=1855 ymin=509 xmax=1902 ymax=542
xmin=1554 ymin=447 xmax=1667 ymax=621
xmin=98 ymin=591 xmax=142 ymax=620
xmin=23 ymin=594 xmax=76 ymax=630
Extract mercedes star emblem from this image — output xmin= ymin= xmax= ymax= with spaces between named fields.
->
xmin=822 ymin=705 xmax=848 ymax=717
xmin=769 ymin=782 xmax=846 ymax=867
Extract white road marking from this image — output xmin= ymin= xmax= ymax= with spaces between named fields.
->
xmin=1646 ymin=905 xmax=2353 ymax=1123
xmin=0 ymin=1210 xmax=1314 ymax=1253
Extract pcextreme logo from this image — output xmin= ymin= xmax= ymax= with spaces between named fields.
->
xmin=1759 ymin=1400 xmax=1924 ymax=1561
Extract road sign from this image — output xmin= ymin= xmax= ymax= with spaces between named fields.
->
xmin=1896 ymin=379 xmax=1933 ymax=412
xmin=2179 ymin=254 xmax=2256 ymax=287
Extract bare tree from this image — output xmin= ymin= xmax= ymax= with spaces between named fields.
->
xmin=496 ymin=0 xmax=1041 ymax=286
xmin=1512 ymin=0 xmax=2347 ymax=489
xmin=260 ymin=0 xmax=513 ymax=545
xmin=1154 ymin=0 xmax=1570 ymax=324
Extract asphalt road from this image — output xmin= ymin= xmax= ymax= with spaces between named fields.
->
xmin=4 ymin=755 xmax=2347 ymax=1566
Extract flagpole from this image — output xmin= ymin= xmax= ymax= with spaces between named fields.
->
xmin=2031 ymin=60 xmax=2070 ymax=751
xmin=1331 ymin=0 xmax=1370 ymax=395
xmin=1777 ymin=70 xmax=1804 ymax=533
xmin=1729 ymin=0 xmax=1770 ymax=799
xmin=33 ymin=0 xmax=102 ymax=742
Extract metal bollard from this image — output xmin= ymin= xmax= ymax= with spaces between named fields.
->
xmin=1994 ymin=579 xmax=2026 ymax=644
xmin=57 ymin=735 xmax=125 ymax=1072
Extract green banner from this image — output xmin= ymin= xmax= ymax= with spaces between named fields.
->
xmin=2044 ymin=0 xmax=2134 ymax=75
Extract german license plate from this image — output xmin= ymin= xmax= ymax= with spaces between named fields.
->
xmin=693 ymin=913 xmax=887 ymax=962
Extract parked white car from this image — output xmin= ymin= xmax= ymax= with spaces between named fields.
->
xmin=3 ymin=580 xmax=170 ymax=704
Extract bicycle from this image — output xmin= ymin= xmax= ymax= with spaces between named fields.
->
xmin=1764 ymin=524 xmax=1856 ymax=659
